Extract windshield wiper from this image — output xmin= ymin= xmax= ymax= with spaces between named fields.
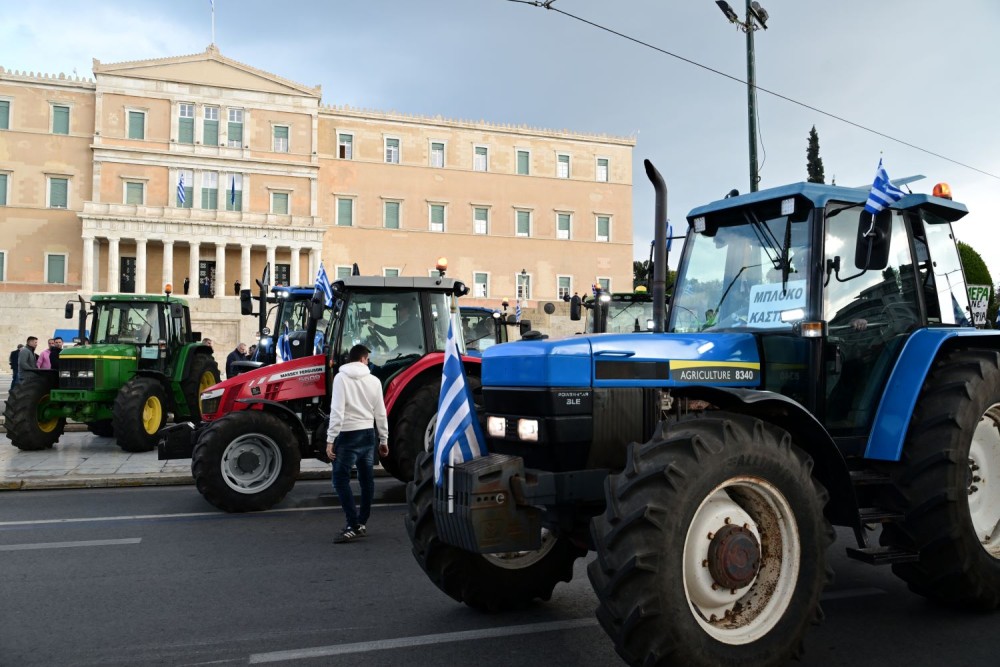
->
xmin=744 ymin=210 xmax=784 ymax=271
xmin=711 ymin=263 xmax=763 ymax=327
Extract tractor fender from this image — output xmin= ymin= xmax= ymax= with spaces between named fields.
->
xmin=676 ymin=385 xmax=858 ymax=531
xmin=232 ymin=398 xmax=310 ymax=452
xmin=383 ymin=352 xmax=482 ymax=416
xmin=866 ymin=328 xmax=1000 ymax=461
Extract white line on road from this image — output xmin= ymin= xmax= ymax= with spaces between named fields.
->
xmin=0 ymin=503 xmax=406 ymax=528
xmin=248 ymin=618 xmax=598 ymax=663
xmin=0 ymin=537 xmax=142 ymax=551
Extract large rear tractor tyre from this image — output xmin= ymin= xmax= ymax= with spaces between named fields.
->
xmin=405 ymin=451 xmax=585 ymax=611
xmin=879 ymin=349 xmax=1000 ymax=610
xmin=113 ymin=377 xmax=169 ymax=453
xmin=386 ymin=375 xmax=481 ymax=483
xmin=87 ymin=420 xmax=115 ymax=438
xmin=3 ymin=373 xmax=66 ymax=451
xmin=180 ymin=353 xmax=221 ymax=423
xmin=588 ymin=413 xmax=833 ymax=667
xmin=191 ymin=411 xmax=301 ymax=512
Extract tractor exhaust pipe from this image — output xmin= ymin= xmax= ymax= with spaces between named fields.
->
xmin=644 ymin=159 xmax=668 ymax=334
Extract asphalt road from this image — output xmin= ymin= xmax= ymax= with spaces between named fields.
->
xmin=1 ymin=482 xmax=997 ymax=666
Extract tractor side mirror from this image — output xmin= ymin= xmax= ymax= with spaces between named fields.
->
xmin=519 ymin=320 xmax=532 ymax=336
xmin=240 ymin=289 xmax=254 ymax=315
xmin=65 ymin=302 xmax=74 ymax=319
xmin=310 ymin=294 xmax=325 ymax=321
xmin=855 ymin=210 xmax=892 ymax=271
xmin=191 ymin=331 xmax=202 ymax=342
xmin=170 ymin=303 xmax=184 ymax=319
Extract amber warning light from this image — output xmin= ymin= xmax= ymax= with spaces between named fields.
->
xmin=164 ymin=283 xmax=173 ymax=295
xmin=933 ymin=183 xmax=953 ymax=200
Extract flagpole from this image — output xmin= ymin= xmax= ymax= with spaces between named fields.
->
xmin=448 ymin=446 xmax=455 ymax=514
xmin=211 ymin=2 xmax=216 ymax=45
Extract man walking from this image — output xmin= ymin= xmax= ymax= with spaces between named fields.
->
xmin=325 ymin=344 xmax=389 ymax=543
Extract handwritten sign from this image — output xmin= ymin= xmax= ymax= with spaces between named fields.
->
xmin=968 ymin=284 xmax=991 ymax=328
xmin=746 ymin=280 xmax=807 ymax=326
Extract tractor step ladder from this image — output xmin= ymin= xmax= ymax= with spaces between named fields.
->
xmin=844 ymin=471 xmax=920 ymax=565
xmin=845 ymin=545 xmax=920 ymax=565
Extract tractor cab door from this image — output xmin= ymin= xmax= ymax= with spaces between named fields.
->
xmin=822 ymin=207 xmax=922 ymax=436
xmin=165 ymin=302 xmax=190 ymax=375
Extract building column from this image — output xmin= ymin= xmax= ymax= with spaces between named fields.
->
xmin=241 ymin=244 xmax=251 ymax=294
xmin=309 ymin=247 xmax=321 ymax=279
xmin=82 ymin=236 xmax=95 ymax=294
xmin=189 ymin=242 xmax=201 ymax=298
xmin=290 ymin=246 xmax=301 ymax=286
xmin=215 ymin=243 xmax=227 ymax=298
xmin=162 ymin=240 xmax=174 ymax=293
xmin=135 ymin=238 xmax=147 ymax=294
xmin=107 ymin=238 xmax=120 ymax=293
xmin=266 ymin=244 xmax=277 ymax=281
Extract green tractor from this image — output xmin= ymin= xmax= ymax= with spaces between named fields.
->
xmin=4 ymin=291 xmax=219 ymax=452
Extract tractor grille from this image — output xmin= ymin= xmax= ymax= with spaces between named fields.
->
xmin=59 ymin=358 xmax=96 ymax=390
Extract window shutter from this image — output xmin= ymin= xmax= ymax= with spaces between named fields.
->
xmin=517 ymin=210 xmax=530 ymax=235
xmin=53 ymin=106 xmax=69 ymax=134
xmin=178 ymin=117 xmax=194 ymax=144
xmin=0 ymin=101 xmax=9 ymax=130
xmin=517 ymin=151 xmax=529 ymax=175
xmin=47 ymin=255 xmax=65 ymax=283
xmin=202 ymin=188 xmax=218 ymax=210
xmin=385 ymin=201 xmax=399 ymax=229
xmin=228 ymin=122 xmax=243 ymax=144
xmin=126 ymin=182 xmax=143 ymax=205
xmin=204 ymin=120 xmax=219 ymax=146
xmin=338 ymin=198 xmax=353 ymax=226
xmin=273 ymin=193 xmax=289 ymax=214
xmin=0 ymin=173 xmax=6 ymax=206
xmin=128 ymin=112 xmax=144 ymax=140
xmin=50 ymin=178 xmax=68 ymax=208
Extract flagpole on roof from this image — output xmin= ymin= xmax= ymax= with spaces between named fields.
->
xmin=211 ymin=1 xmax=216 ymax=45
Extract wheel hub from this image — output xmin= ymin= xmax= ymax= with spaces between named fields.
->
xmin=236 ymin=450 xmax=262 ymax=473
xmin=707 ymin=524 xmax=761 ymax=590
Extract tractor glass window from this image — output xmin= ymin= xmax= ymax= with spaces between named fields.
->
xmin=823 ymin=207 xmax=920 ymax=433
xmin=670 ymin=215 xmax=809 ymax=333
xmin=607 ymin=296 xmax=655 ymax=333
xmin=427 ymin=294 xmax=451 ymax=352
xmin=462 ymin=310 xmax=498 ymax=353
xmin=92 ymin=303 xmax=161 ymax=344
xmin=340 ymin=291 xmax=435 ymax=368
xmin=922 ymin=212 xmax=972 ymax=326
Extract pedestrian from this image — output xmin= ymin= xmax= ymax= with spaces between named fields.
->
xmin=183 ymin=276 xmax=190 ymax=295
xmin=325 ymin=344 xmax=389 ymax=543
xmin=202 ymin=338 xmax=213 ymax=350
xmin=37 ymin=338 xmax=63 ymax=369
xmin=17 ymin=336 xmax=39 ymax=376
xmin=234 ymin=280 xmax=241 ymax=296
xmin=248 ymin=344 xmax=257 ymax=360
xmin=9 ymin=343 xmax=23 ymax=388
xmin=226 ymin=342 xmax=249 ymax=378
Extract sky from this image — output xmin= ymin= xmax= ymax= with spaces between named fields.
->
xmin=3 ymin=0 xmax=999 ymax=278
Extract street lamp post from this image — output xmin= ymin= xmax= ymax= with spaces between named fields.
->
xmin=716 ymin=0 xmax=769 ymax=193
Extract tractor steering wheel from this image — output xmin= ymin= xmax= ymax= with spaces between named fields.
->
xmin=365 ymin=324 xmax=389 ymax=353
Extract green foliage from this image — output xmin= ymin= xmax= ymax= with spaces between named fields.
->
xmin=806 ymin=126 xmax=825 ymax=184
xmin=958 ymin=242 xmax=998 ymax=323
xmin=633 ymin=260 xmax=675 ymax=292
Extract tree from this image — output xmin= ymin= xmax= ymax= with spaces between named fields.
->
xmin=806 ymin=126 xmax=825 ymax=184
xmin=958 ymin=241 xmax=998 ymax=325
xmin=633 ymin=260 xmax=675 ymax=293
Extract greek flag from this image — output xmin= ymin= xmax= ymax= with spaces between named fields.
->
xmin=230 ymin=176 xmax=236 ymax=207
xmin=864 ymin=159 xmax=906 ymax=215
xmin=433 ymin=317 xmax=487 ymax=485
xmin=315 ymin=262 xmax=333 ymax=307
xmin=277 ymin=322 xmax=291 ymax=363
xmin=515 ymin=298 xmax=522 ymax=324
xmin=177 ymin=173 xmax=186 ymax=205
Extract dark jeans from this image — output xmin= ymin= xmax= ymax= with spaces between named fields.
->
xmin=331 ymin=428 xmax=376 ymax=529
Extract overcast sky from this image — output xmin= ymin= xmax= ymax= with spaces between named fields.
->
xmin=3 ymin=0 xmax=999 ymax=279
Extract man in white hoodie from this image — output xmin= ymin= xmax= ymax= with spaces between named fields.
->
xmin=326 ymin=344 xmax=390 ymax=543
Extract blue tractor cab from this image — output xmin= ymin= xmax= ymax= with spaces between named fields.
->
xmin=460 ymin=306 xmax=509 ymax=357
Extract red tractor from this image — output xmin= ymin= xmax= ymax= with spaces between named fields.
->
xmin=158 ymin=272 xmax=479 ymax=512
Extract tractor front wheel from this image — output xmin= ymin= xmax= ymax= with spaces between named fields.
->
xmin=404 ymin=451 xmax=584 ymax=611
xmin=113 ymin=377 xmax=168 ymax=453
xmin=588 ymin=413 xmax=832 ymax=667
xmin=3 ymin=373 xmax=66 ymax=450
xmin=191 ymin=411 xmax=301 ymax=512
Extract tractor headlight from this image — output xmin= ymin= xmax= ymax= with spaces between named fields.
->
xmin=487 ymin=416 xmax=506 ymax=438
xmin=201 ymin=387 xmax=224 ymax=402
xmin=517 ymin=419 xmax=539 ymax=442
xmin=59 ymin=370 xmax=71 ymax=378
xmin=78 ymin=370 xmax=94 ymax=378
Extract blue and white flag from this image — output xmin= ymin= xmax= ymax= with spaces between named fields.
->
xmin=276 ymin=322 xmax=292 ymax=363
xmin=315 ymin=262 xmax=333 ymax=307
xmin=864 ymin=159 xmax=906 ymax=215
xmin=229 ymin=176 xmax=237 ymax=207
xmin=433 ymin=317 xmax=487 ymax=485
xmin=515 ymin=297 xmax=522 ymax=324
xmin=177 ymin=173 xmax=186 ymax=205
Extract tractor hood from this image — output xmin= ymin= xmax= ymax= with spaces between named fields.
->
xmin=481 ymin=333 xmax=761 ymax=389
xmin=59 ymin=344 xmax=139 ymax=360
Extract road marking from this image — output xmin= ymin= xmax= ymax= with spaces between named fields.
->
xmin=248 ymin=618 xmax=599 ymax=663
xmin=0 ymin=503 xmax=405 ymax=528
xmin=0 ymin=538 xmax=142 ymax=551
xmin=820 ymin=586 xmax=886 ymax=601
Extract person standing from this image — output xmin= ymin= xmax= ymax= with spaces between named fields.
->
xmin=325 ymin=344 xmax=389 ymax=543
xmin=17 ymin=336 xmax=39 ymax=376
xmin=234 ymin=280 xmax=241 ymax=296
xmin=37 ymin=338 xmax=56 ymax=369
xmin=226 ymin=342 xmax=249 ymax=378
xmin=49 ymin=337 xmax=64 ymax=370
xmin=183 ymin=276 xmax=190 ymax=295
xmin=9 ymin=343 xmax=23 ymax=388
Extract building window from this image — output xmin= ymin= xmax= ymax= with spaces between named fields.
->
xmin=178 ymin=103 xmax=195 ymax=144
xmin=127 ymin=110 xmax=145 ymax=140
xmin=52 ymin=105 xmax=69 ymax=135
xmin=384 ymin=201 xmax=400 ymax=229
xmin=338 ymin=133 xmax=353 ymax=159
xmin=226 ymin=174 xmax=243 ymax=211
xmin=473 ymin=207 xmax=489 ymax=235
xmin=557 ymin=275 xmax=571 ymax=300
xmin=336 ymin=266 xmax=353 ymax=280
xmin=275 ymin=264 xmax=290 ymax=286
xmin=597 ymin=157 xmax=609 ymax=182
xmin=227 ymin=108 xmax=244 ymax=148
xmin=474 ymin=272 xmax=489 ymax=298
xmin=202 ymin=172 xmax=219 ymax=210
xmin=516 ymin=210 xmax=531 ymax=237
xmin=598 ymin=277 xmax=611 ymax=292
xmin=177 ymin=170 xmax=193 ymax=208
xmin=385 ymin=137 xmax=400 ymax=164
xmin=430 ymin=141 xmax=445 ymax=168
xmin=337 ymin=197 xmax=354 ymax=226
xmin=597 ymin=215 xmax=611 ymax=242
xmin=273 ymin=125 xmax=289 ymax=153
xmin=473 ymin=145 xmax=488 ymax=172
xmin=0 ymin=100 xmax=9 ymax=130
xmin=516 ymin=149 xmax=530 ymax=175
xmin=383 ymin=268 xmax=400 ymax=278
xmin=0 ymin=172 xmax=7 ymax=206
xmin=0 ymin=251 xmax=5 ymax=282
xmin=204 ymin=106 xmax=219 ymax=145
xmin=557 ymin=153 xmax=570 ymax=178
xmin=429 ymin=204 xmax=445 ymax=232
xmin=48 ymin=177 xmax=68 ymax=208
xmin=124 ymin=181 xmax=145 ymax=206
xmin=271 ymin=191 xmax=290 ymax=215
xmin=557 ymin=213 xmax=571 ymax=240
xmin=517 ymin=273 xmax=532 ymax=300
xmin=46 ymin=253 xmax=67 ymax=284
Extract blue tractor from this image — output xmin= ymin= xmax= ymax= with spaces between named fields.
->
xmin=460 ymin=306 xmax=510 ymax=356
xmin=405 ymin=161 xmax=1000 ymax=666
